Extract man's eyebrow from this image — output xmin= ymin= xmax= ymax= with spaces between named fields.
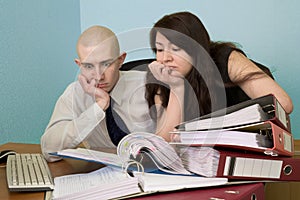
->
xmin=80 ymin=62 xmax=92 ymax=65
xmin=100 ymin=58 xmax=114 ymax=64
xmin=80 ymin=58 xmax=115 ymax=66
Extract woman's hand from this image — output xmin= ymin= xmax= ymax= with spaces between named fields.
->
xmin=149 ymin=61 xmax=184 ymax=89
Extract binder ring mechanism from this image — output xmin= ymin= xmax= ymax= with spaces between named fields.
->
xmin=122 ymin=159 xmax=144 ymax=177
xmin=264 ymin=150 xmax=278 ymax=156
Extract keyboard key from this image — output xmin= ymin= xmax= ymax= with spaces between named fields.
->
xmin=6 ymin=153 xmax=54 ymax=192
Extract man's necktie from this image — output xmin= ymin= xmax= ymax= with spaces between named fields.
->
xmin=105 ymin=99 xmax=129 ymax=146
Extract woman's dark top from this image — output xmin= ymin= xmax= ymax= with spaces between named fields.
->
xmin=210 ymin=43 xmax=274 ymax=107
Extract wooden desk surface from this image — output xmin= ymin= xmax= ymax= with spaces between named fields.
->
xmin=0 ymin=143 xmax=104 ymax=200
xmin=1 ymin=141 xmax=300 ymax=200
xmin=265 ymin=139 xmax=300 ymax=200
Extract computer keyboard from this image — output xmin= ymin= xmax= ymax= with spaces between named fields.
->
xmin=6 ymin=153 xmax=54 ymax=191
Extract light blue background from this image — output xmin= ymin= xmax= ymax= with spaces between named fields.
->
xmin=0 ymin=0 xmax=299 ymax=145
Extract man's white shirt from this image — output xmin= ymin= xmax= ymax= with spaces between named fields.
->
xmin=41 ymin=70 xmax=155 ymax=162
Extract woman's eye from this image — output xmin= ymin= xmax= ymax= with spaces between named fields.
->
xmin=172 ymin=47 xmax=181 ymax=52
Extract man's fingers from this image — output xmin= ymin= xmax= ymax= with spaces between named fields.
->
xmin=78 ymin=74 xmax=96 ymax=94
xmin=78 ymin=74 xmax=89 ymax=91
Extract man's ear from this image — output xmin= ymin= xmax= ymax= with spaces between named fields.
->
xmin=118 ymin=52 xmax=127 ymax=69
xmin=74 ymin=58 xmax=81 ymax=67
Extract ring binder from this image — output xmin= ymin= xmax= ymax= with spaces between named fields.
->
xmin=176 ymin=94 xmax=291 ymax=132
xmin=172 ymin=121 xmax=294 ymax=157
xmin=123 ymin=160 xmax=145 ymax=175
xmin=51 ymin=132 xmax=191 ymax=175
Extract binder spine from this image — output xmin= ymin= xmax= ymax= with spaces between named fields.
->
xmin=267 ymin=122 xmax=294 ymax=157
xmin=222 ymin=155 xmax=283 ymax=180
xmin=262 ymin=99 xmax=289 ymax=131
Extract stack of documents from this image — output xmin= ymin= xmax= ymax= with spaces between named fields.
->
xmin=175 ymin=146 xmax=300 ymax=181
xmin=172 ymin=94 xmax=294 ymax=157
xmin=52 ymin=167 xmax=140 ymax=200
xmin=50 ymin=94 xmax=298 ymax=199
xmin=52 ymin=166 xmax=228 ymax=200
xmin=177 ymin=94 xmax=291 ymax=132
xmin=179 ymin=104 xmax=267 ymax=131
xmin=177 ymin=147 xmax=220 ymax=177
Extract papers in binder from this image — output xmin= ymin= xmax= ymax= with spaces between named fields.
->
xmin=176 ymin=146 xmax=300 ymax=181
xmin=171 ymin=129 xmax=273 ymax=152
xmin=52 ymin=132 xmax=191 ymax=175
xmin=180 ymin=104 xmax=268 ymax=131
xmin=134 ymin=171 xmax=228 ymax=193
xmin=172 ymin=121 xmax=294 ymax=157
xmin=52 ymin=166 xmax=228 ymax=200
xmin=177 ymin=94 xmax=290 ymax=131
xmin=52 ymin=166 xmax=140 ymax=200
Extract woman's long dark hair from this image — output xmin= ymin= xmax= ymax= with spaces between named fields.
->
xmin=145 ymin=11 xmax=227 ymax=121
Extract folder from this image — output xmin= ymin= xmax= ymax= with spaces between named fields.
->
xmin=234 ymin=121 xmax=294 ymax=157
xmin=130 ymin=182 xmax=265 ymax=200
xmin=172 ymin=121 xmax=294 ymax=157
xmin=251 ymin=93 xmax=291 ymax=131
xmin=216 ymin=149 xmax=300 ymax=181
xmin=177 ymin=93 xmax=291 ymax=132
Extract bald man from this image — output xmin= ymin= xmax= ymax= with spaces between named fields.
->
xmin=41 ymin=26 xmax=155 ymax=162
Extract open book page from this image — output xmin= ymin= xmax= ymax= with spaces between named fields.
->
xmin=179 ymin=104 xmax=268 ymax=131
xmin=52 ymin=166 xmax=140 ymax=200
xmin=52 ymin=133 xmax=191 ymax=175
xmin=117 ymin=132 xmax=191 ymax=175
xmin=52 ymin=148 xmax=123 ymax=167
xmin=133 ymin=171 xmax=228 ymax=192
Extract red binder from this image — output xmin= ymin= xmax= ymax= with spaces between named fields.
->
xmin=252 ymin=93 xmax=291 ymax=131
xmin=176 ymin=93 xmax=291 ymax=131
xmin=216 ymin=150 xmax=300 ymax=181
xmin=131 ymin=182 xmax=265 ymax=200
xmin=173 ymin=121 xmax=294 ymax=157
xmin=234 ymin=121 xmax=294 ymax=157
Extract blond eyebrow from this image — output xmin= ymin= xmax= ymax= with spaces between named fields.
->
xmin=100 ymin=58 xmax=114 ymax=65
xmin=81 ymin=58 xmax=115 ymax=66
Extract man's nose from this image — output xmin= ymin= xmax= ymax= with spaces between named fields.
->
xmin=94 ymin=66 xmax=105 ymax=80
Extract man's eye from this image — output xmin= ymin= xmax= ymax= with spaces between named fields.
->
xmin=156 ymin=49 xmax=163 ymax=52
xmin=83 ymin=64 xmax=94 ymax=69
xmin=103 ymin=62 xmax=112 ymax=67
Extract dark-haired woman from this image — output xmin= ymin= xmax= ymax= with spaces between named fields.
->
xmin=145 ymin=11 xmax=293 ymax=141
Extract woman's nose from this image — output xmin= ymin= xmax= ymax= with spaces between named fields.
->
xmin=163 ymin=50 xmax=172 ymax=63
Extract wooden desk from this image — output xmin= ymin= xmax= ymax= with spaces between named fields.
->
xmin=1 ymin=142 xmax=299 ymax=200
xmin=265 ymin=140 xmax=300 ymax=200
xmin=0 ymin=143 xmax=104 ymax=200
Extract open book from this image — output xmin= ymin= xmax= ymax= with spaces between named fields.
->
xmin=52 ymin=132 xmax=191 ymax=175
xmin=52 ymin=166 xmax=228 ymax=200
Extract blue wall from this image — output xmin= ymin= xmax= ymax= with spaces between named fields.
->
xmin=0 ymin=0 xmax=299 ymax=145
xmin=80 ymin=0 xmax=300 ymax=138
xmin=0 ymin=0 xmax=80 ymax=144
